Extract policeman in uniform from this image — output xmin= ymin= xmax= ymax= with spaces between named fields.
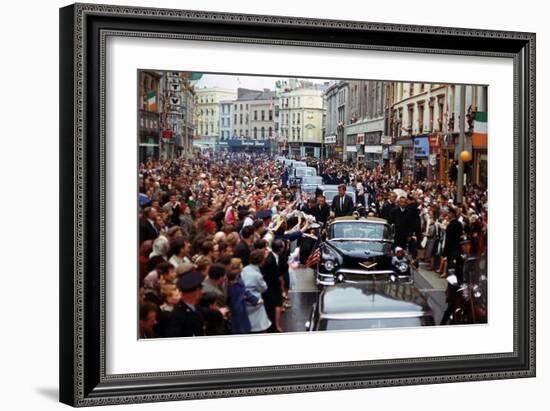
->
xmin=159 ymin=271 xmax=223 ymax=337
xmin=440 ymin=235 xmax=479 ymax=325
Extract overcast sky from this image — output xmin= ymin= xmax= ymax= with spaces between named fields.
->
xmin=194 ymin=73 xmax=333 ymax=91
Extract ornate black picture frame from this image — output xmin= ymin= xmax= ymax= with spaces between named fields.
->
xmin=59 ymin=3 xmax=535 ymax=407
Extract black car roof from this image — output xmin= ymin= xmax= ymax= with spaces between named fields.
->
xmin=319 ymin=282 xmax=430 ymax=317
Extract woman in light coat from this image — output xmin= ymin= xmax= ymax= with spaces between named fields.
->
xmin=240 ymin=249 xmax=272 ymax=333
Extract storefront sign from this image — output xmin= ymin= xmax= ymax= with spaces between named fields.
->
xmin=413 ymin=136 xmax=429 ymax=158
xmin=325 ymin=135 xmax=336 ymax=144
xmin=380 ymin=135 xmax=392 ymax=145
xmin=346 ymin=145 xmax=357 ymax=152
xmin=364 ymin=145 xmax=383 ymax=154
xmin=356 ymin=133 xmax=365 ymax=145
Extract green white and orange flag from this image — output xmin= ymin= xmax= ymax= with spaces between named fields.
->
xmin=147 ymin=91 xmax=157 ymax=112
xmin=472 ymin=111 xmax=487 ymax=148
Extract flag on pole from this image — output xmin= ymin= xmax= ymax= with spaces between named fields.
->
xmin=147 ymin=91 xmax=157 ymax=112
xmin=472 ymin=111 xmax=487 ymax=148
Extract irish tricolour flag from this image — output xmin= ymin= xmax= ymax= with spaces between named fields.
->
xmin=472 ymin=111 xmax=487 ymax=147
xmin=147 ymin=91 xmax=157 ymax=112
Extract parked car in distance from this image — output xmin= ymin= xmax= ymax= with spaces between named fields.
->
xmin=289 ymin=166 xmax=318 ymax=186
xmin=300 ymin=175 xmax=324 ymax=195
xmin=305 ymin=282 xmax=435 ymax=331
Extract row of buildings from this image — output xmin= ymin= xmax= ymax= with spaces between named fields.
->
xmin=138 ymin=71 xmax=487 ymax=185
xmin=324 ymin=80 xmax=487 ymax=185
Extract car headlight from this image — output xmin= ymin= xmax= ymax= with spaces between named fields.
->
xmin=324 ymin=260 xmax=335 ymax=271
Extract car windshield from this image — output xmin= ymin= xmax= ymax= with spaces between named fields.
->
xmin=302 ymin=176 xmax=322 ymax=185
xmin=295 ymin=168 xmax=316 ymax=177
xmin=318 ymin=316 xmax=433 ymax=331
xmin=330 ymin=222 xmax=389 ymax=240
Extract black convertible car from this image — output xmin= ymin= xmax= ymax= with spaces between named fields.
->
xmin=315 ymin=216 xmax=412 ymax=287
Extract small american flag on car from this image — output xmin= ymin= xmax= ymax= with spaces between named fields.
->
xmin=305 ymin=247 xmax=321 ymax=268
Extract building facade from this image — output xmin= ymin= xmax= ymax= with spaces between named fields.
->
xmin=387 ymin=82 xmax=449 ymax=181
xmin=446 ymin=84 xmax=488 ymax=187
xmin=279 ymin=88 xmax=325 ymax=158
xmin=194 ymin=87 xmax=237 ymax=150
xmin=219 ymin=101 xmax=233 ymax=141
xmin=158 ymin=72 xmax=196 ymax=159
xmin=138 ymin=71 xmax=162 ymax=161
xmin=344 ymin=80 xmax=386 ymax=167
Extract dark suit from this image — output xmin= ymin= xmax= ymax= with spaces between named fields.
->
xmin=388 ymin=207 xmax=410 ymax=248
xmin=331 ymin=194 xmax=354 ymax=218
xmin=158 ymin=302 xmax=205 ymax=337
xmin=233 ymin=241 xmax=251 ymax=267
xmin=260 ymin=253 xmax=283 ymax=328
xmin=381 ymin=201 xmax=396 ymax=221
xmin=444 ymin=219 xmax=463 ymax=259
xmin=139 ymin=219 xmax=159 ymax=242
xmin=316 ymin=204 xmax=331 ymax=224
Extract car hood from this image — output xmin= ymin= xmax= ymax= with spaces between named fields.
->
xmin=326 ymin=239 xmax=391 ymax=259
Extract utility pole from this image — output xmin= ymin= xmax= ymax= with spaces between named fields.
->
xmin=457 ymin=84 xmax=466 ymax=204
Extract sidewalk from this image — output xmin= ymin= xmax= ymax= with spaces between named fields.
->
xmin=414 ymin=262 xmax=448 ymax=291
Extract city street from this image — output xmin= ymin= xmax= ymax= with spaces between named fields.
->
xmin=137 ymin=71 xmax=488 ymax=339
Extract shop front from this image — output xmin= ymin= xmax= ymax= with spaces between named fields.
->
xmin=216 ymin=138 xmax=272 ymax=153
xmin=412 ymin=135 xmax=429 ymax=182
xmin=394 ymin=137 xmax=413 ymax=180
xmin=324 ymin=134 xmax=337 ymax=158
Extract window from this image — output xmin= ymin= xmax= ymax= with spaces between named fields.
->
xmin=261 ymin=127 xmax=265 ymax=138
xmin=240 ymin=129 xmax=243 ymax=137
xmin=240 ymin=114 xmax=243 ymax=124
xmin=269 ymin=127 xmax=272 ymax=137
xmin=409 ymin=83 xmax=414 ymax=96
xmin=438 ymin=100 xmax=444 ymax=131
xmin=234 ymin=129 xmax=237 ymax=137
xmin=297 ymin=113 xmax=301 ymax=124
xmin=418 ymin=104 xmax=424 ymax=132
xmin=269 ymin=110 xmax=273 ymax=121
xmin=234 ymin=104 xmax=237 ymax=110
xmin=261 ymin=110 xmax=265 ymax=121
xmin=246 ymin=114 xmax=249 ymax=124
xmin=429 ymin=104 xmax=434 ymax=132
xmin=234 ymin=114 xmax=237 ymax=123
xmin=240 ymin=104 xmax=243 ymax=110
xmin=254 ymin=110 xmax=258 ymax=120
xmin=408 ymin=106 xmax=414 ymax=132
xmin=254 ymin=127 xmax=258 ymax=139
xmin=292 ymin=113 xmax=295 ymax=124
xmin=297 ymin=128 xmax=300 ymax=139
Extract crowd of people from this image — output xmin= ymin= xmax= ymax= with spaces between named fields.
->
xmin=138 ymin=151 xmax=488 ymax=338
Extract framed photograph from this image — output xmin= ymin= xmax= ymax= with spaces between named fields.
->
xmin=59 ymin=3 xmax=535 ymax=407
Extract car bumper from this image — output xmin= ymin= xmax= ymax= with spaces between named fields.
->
xmin=316 ymin=268 xmax=398 ymax=286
